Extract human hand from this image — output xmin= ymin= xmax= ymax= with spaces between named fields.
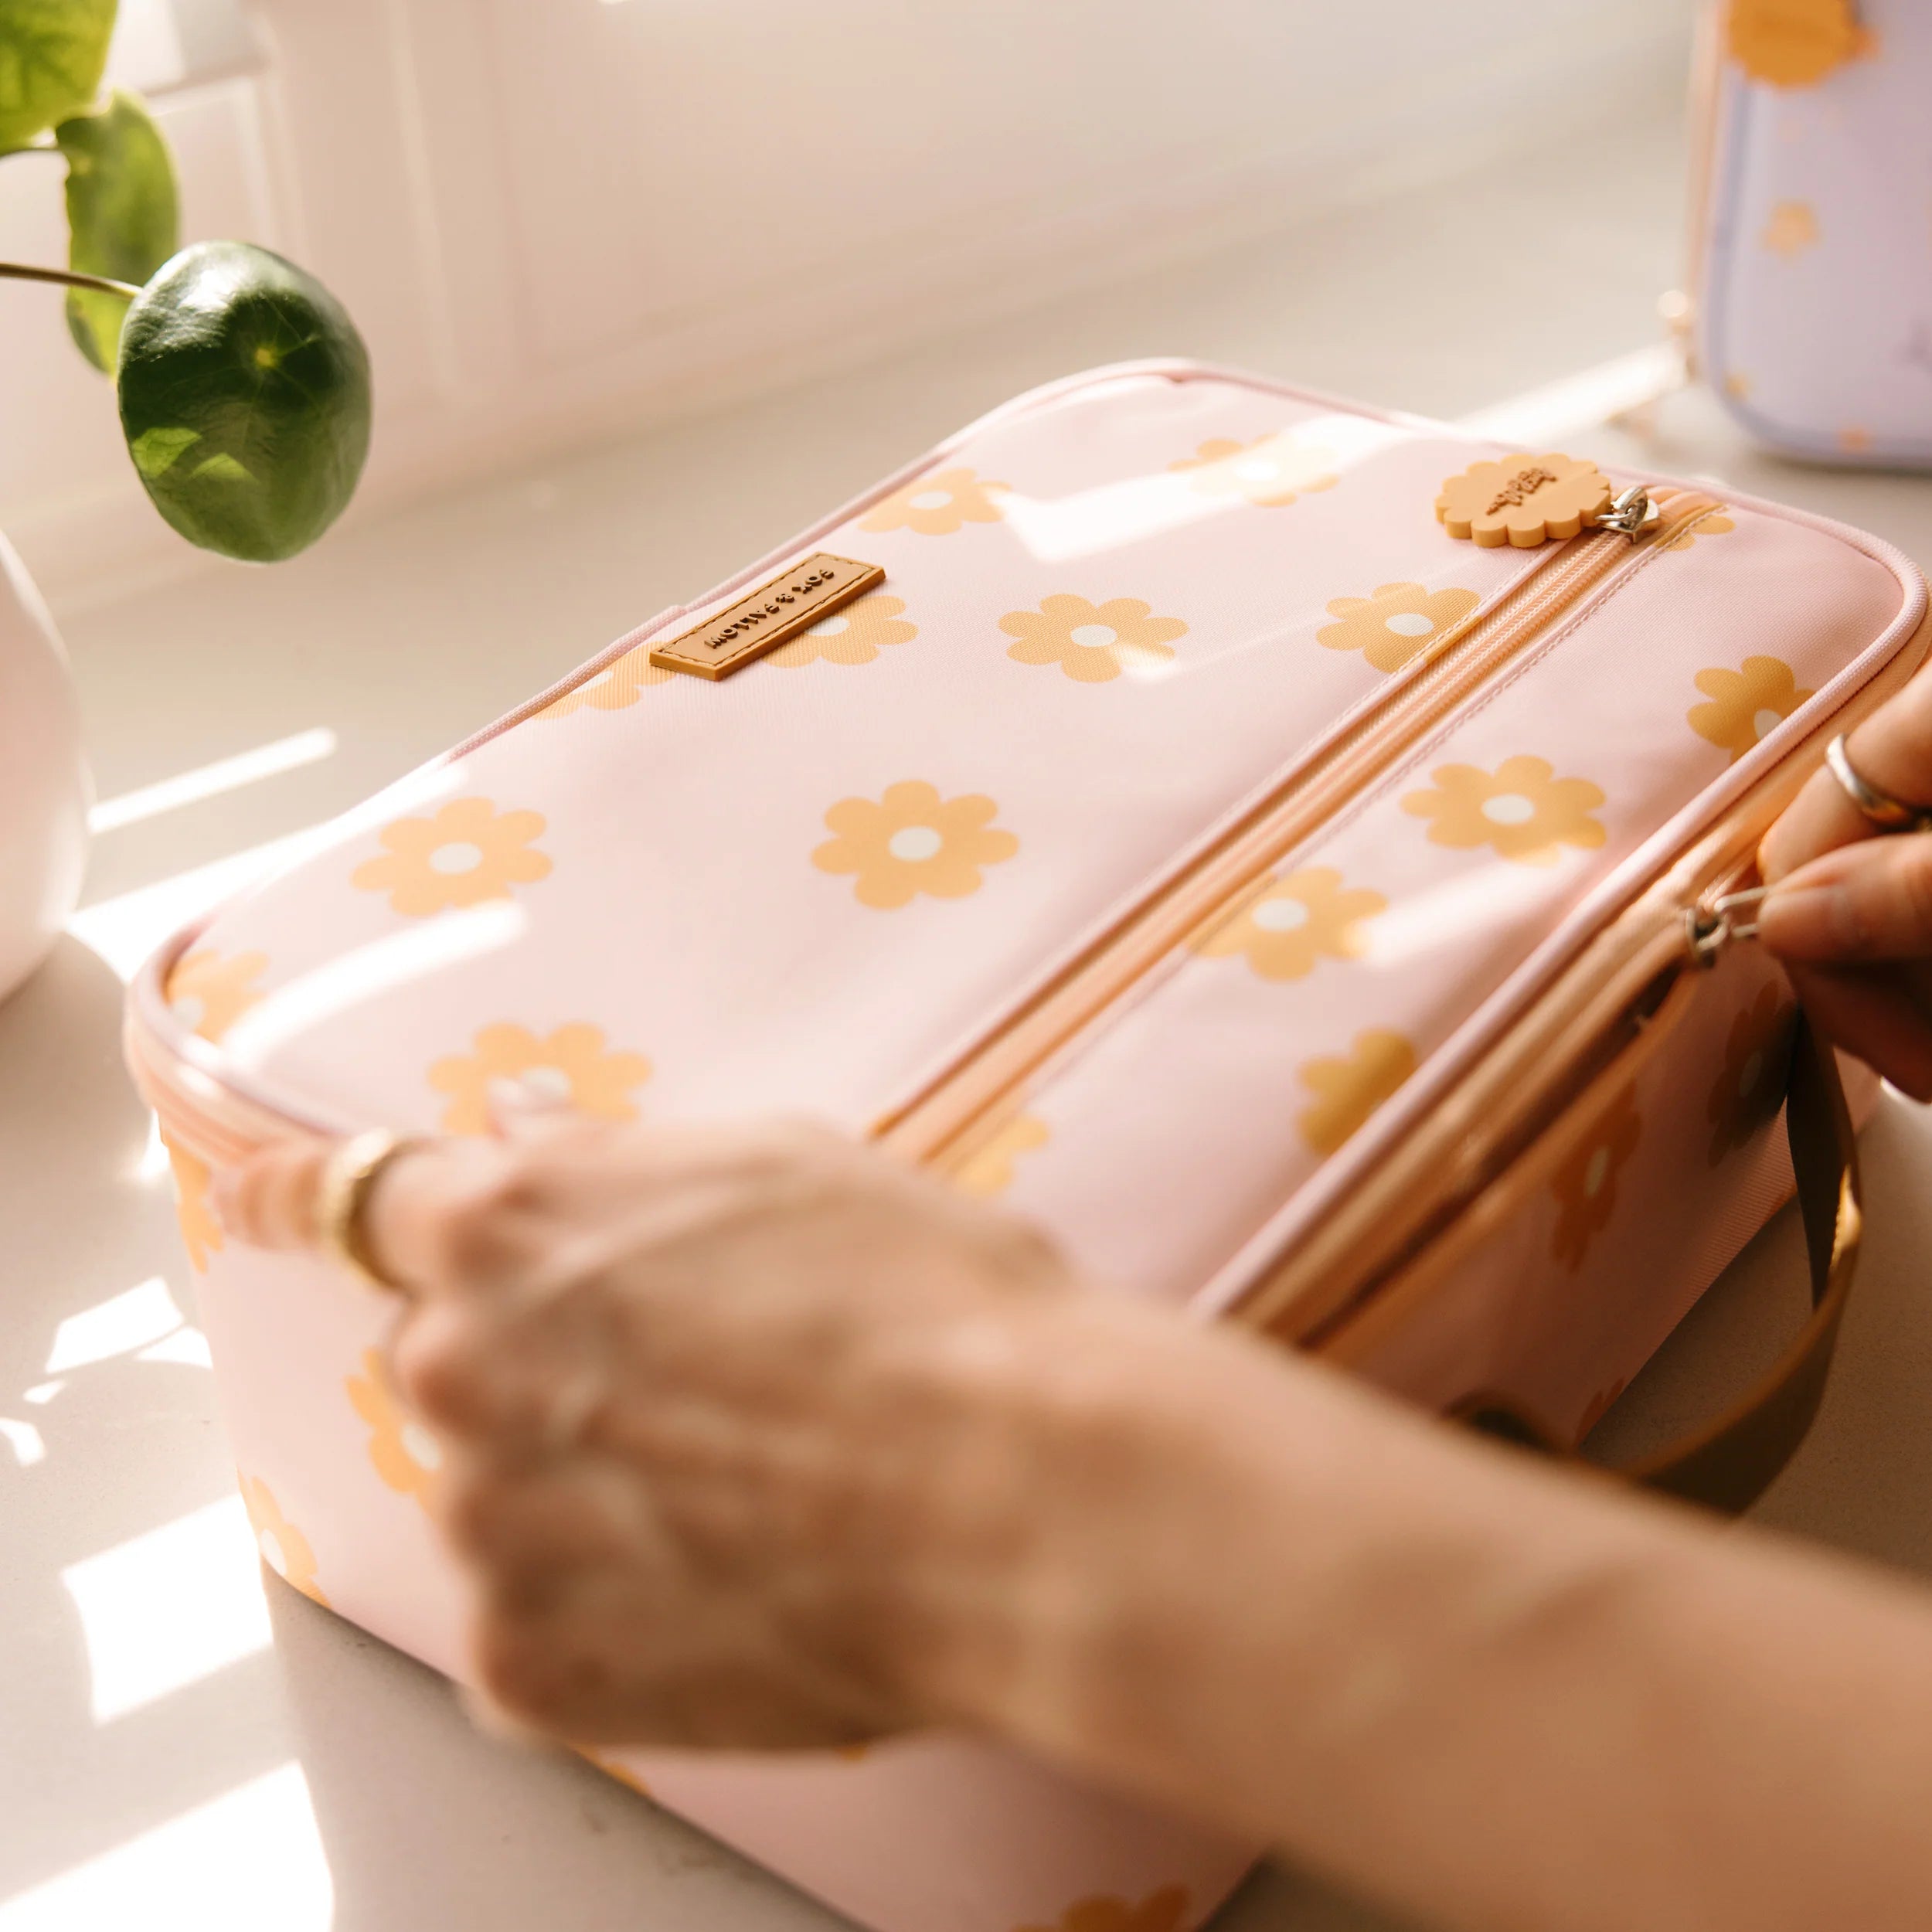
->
xmin=1759 ymin=667 xmax=1932 ymax=1097
xmin=216 ymin=1116 xmax=1095 ymax=1752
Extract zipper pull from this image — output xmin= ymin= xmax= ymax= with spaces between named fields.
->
xmin=1594 ymin=484 xmax=1662 ymax=543
xmin=1686 ymin=886 xmax=1768 ymax=968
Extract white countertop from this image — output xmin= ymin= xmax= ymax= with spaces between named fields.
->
xmin=11 ymin=101 xmax=1932 ymax=1932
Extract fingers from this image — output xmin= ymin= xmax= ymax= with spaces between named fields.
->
xmin=1762 ymin=677 xmax=1932 ymax=883
xmin=1761 ymin=833 xmax=1932 ymax=963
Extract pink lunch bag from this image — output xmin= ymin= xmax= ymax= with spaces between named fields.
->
xmin=126 ymin=359 xmax=1924 ymax=1932
xmin=1689 ymin=0 xmax=1932 ymax=465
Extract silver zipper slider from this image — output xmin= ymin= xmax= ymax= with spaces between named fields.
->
xmin=1594 ymin=485 xmax=1662 ymax=543
xmin=1685 ymin=886 xmax=1768 ymax=968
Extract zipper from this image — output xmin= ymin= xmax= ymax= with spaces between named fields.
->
xmin=878 ymin=488 xmax=1722 ymax=1168
xmin=131 ymin=486 xmax=1722 ymax=1178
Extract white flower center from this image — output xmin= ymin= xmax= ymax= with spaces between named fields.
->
xmin=1233 ymin=457 xmax=1279 ymax=481
xmin=808 ymin=612 xmax=851 ymax=637
xmin=257 ymin=1529 xmax=287 ymax=1579
xmin=172 ymin=993 xmax=207 ymax=1032
xmin=1738 ymin=1049 xmax=1765 ymax=1097
xmin=1068 ymin=624 xmax=1120 ymax=651
xmin=1251 ymin=896 xmax=1311 ymax=934
xmin=519 ymin=1066 xmax=574 ymax=1102
xmin=1384 ymin=612 xmax=1435 ymax=638
xmin=888 ymin=826 xmax=944 ymax=863
xmin=427 ymin=840 xmax=485 ymax=876
xmin=1481 ymin=793 xmax=1537 ymax=826
xmin=908 ymin=489 xmax=954 ymax=512
xmin=401 ymin=1421 xmax=444 ymax=1472
xmin=1583 ymin=1145 xmax=1612 ymax=1199
xmin=1753 ymin=708 xmax=1785 ymax=741
xmin=584 ymin=667 xmax=616 ymax=689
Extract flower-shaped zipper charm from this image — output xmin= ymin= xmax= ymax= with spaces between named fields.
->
xmin=1437 ymin=453 xmax=1614 ymax=549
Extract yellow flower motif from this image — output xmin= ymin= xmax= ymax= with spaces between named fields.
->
xmin=239 ymin=1473 xmax=328 ymax=1607
xmin=1316 ymin=581 xmax=1481 ymax=674
xmin=1661 ymin=511 xmax=1736 ymax=552
xmin=1401 ymin=756 xmax=1607 ymax=868
xmin=168 ymin=1142 xmax=223 ymax=1273
xmin=352 ymin=797 xmax=553 ymax=918
xmin=1550 ymin=1086 xmax=1641 ymax=1271
xmin=1297 ymin=1029 xmax=1418 ymax=1157
xmin=539 ymin=648 xmax=670 ymax=717
xmin=1169 ymin=432 xmax=1338 ymax=509
xmin=1688 ymin=655 xmax=1815 ymax=763
xmin=346 ymin=1348 xmax=442 ymax=1505
xmin=812 ymin=781 xmax=1019 ymax=910
xmin=428 ymin=1022 xmax=652 ymax=1134
xmin=999 ymin=594 xmax=1187 ymax=684
xmin=1762 ymin=199 xmax=1820 ymax=258
xmin=1014 ymin=1885 xmax=1192 ymax=1932
xmin=766 ymin=593 xmax=917 ymax=668
xmin=1708 ymin=985 xmax=1794 ymax=1167
xmin=950 ymin=1108 xmax=1050 ymax=1198
xmin=165 ymin=947 xmax=269 ymax=1042
xmin=1190 ymin=867 xmax=1386 ymax=981
xmin=861 ymin=467 xmax=1007 ymax=536
xmin=1727 ymin=0 xmax=1873 ymax=87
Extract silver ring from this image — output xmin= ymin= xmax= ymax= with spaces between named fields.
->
xmin=1825 ymin=734 xmax=1932 ymax=835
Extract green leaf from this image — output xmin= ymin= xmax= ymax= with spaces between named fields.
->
xmin=57 ymin=89 xmax=179 ymax=370
xmin=0 ymin=0 xmax=117 ymax=152
xmin=117 ymin=240 xmax=372 ymax=563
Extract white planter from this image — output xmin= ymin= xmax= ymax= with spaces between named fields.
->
xmin=0 ymin=532 xmax=89 ymax=1001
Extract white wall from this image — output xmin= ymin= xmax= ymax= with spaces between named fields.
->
xmin=0 ymin=0 xmax=1695 ymax=605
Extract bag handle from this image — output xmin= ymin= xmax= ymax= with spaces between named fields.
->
xmin=1462 ymin=1012 xmax=1862 ymax=1515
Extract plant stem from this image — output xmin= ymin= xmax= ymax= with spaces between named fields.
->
xmin=0 ymin=260 xmax=141 ymax=299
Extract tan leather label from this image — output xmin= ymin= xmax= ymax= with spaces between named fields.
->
xmin=649 ymin=553 xmax=886 ymax=682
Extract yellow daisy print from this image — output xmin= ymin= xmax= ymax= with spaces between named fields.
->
xmin=168 ymin=1142 xmax=223 ymax=1273
xmin=1316 ymin=582 xmax=1480 ymax=674
xmin=1661 ymin=511 xmax=1736 ymax=552
xmin=862 ymin=467 xmax=1006 ymax=536
xmin=239 ymin=1474 xmax=328 ymax=1607
xmin=1761 ymin=199 xmax=1820 ymax=259
xmin=950 ymin=1108 xmax=1050 ymax=1199
xmin=428 ymin=1022 xmax=652 ymax=1134
xmin=999 ymin=594 xmax=1187 ymax=684
xmin=1707 ymin=985 xmax=1794 ymax=1167
xmin=1550 ymin=1086 xmax=1641 ymax=1272
xmin=767 ymin=593 xmax=917 ymax=668
xmin=346 ymin=1348 xmax=442 ymax=1505
xmin=1015 ymin=1883 xmax=1192 ymax=1932
xmin=1688 ymin=656 xmax=1815 ymax=763
xmin=1727 ymin=0 xmax=1872 ymax=87
xmin=165 ymin=947 xmax=268 ymax=1042
xmin=352 ymin=798 xmax=553 ymax=917
xmin=1191 ymin=868 xmax=1386 ymax=981
xmin=812 ymin=781 xmax=1019 ymax=909
xmin=1297 ymin=1029 xmax=1418 ymax=1157
xmin=1170 ymin=432 xmax=1337 ymax=509
xmin=1402 ymin=756 xmax=1607 ymax=867
xmin=539 ymin=648 xmax=670 ymax=717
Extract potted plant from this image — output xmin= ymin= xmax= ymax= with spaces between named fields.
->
xmin=0 ymin=0 xmax=371 ymax=998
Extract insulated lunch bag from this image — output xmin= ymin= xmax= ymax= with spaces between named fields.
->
xmin=1689 ymin=0 xmax=1932 ymax=465
xmin=127 ymin=360 xmax=1926 ymax=1932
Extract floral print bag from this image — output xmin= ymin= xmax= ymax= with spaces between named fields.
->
xmin=125 ymin=359 xmax=1927 ymax=1932
xmin=1691 ymin=0 xmax=1932 ymax=465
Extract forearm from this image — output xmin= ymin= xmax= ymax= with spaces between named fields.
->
xmin=927 ymin=1301 xmax=1932 ymax=1932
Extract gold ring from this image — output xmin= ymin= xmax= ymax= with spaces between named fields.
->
xmin=1825 ymin=734 xmax=1932 ymax=835
xmin=315 ymin=1128 xmax=420 ymax=1293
